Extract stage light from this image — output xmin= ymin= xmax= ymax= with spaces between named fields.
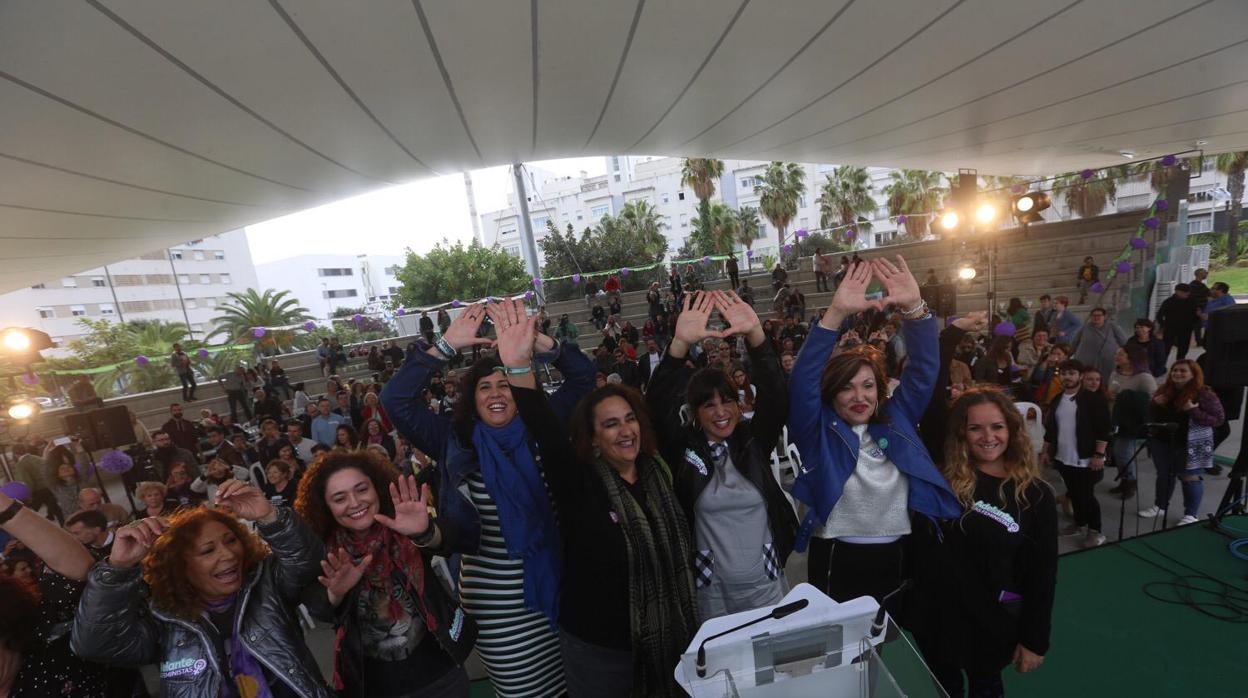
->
xmin=2 ymin=328 xmax=31 ymax=352
xmin=1011 ymin=192 xmax=1050 ymax=224
xmin=939 ymin=209 xmax=960 ymax=230
xmin=957 ymin=265 xmax=977 ymax=281
xmin=6 ymin=397 xmax=39 ymax=422
xmin=975 ymin=203 xmax=998 ymax=224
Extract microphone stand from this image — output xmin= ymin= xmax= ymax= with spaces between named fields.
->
xmin=1116 ymin=438 xmax=1150 ymax=541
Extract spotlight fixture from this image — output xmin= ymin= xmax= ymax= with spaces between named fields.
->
xmin=975 ymin=202 xmax=998 ymax=225
xmin=0 ymin=327 xmax=53 ymax=368
xmin=1 ymin=328 xmax=31 ymax=352
xmin=957 ymin=264 xmax=977 ymax=281
xmin=5 ymin=396 xmax=39 ymax=422
xmin=939 ymin=209 xmax=961 ymax=231
xmin=1011 ymin=192 xmax=1050 ymax=224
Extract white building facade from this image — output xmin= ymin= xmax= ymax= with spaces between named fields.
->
xmin=0 ymin=229 xmax=257 ymax=346
xmin=254 ymin=253 xmax=405 ymax=320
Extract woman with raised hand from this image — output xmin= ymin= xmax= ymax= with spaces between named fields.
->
xmin=297 ymin=450 xmax=476 ymax=698
xmin=918 ymin=387 xmax=1057 ymax=698
xmin=788 ymin=256 xmax=961 ymax=616
xmin=381 ymin=301 xmax=595 ymax=698
xmin=492 ymin=298 xmax=696 ymax=698
xmin=645 ymin=290 xmax=797 ymax=619
xmin=72 ymin=480 xmax=331 ymax=697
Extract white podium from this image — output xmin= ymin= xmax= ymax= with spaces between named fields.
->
xmin=676 ymin=584 xmax=947 ymax=698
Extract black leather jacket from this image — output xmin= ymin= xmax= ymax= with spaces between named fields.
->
xmin=71 ymin=507 xmax=331 ymax=698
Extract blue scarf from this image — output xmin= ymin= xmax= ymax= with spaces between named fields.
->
xmin=472 ymin=418 xmax=563 ymax=626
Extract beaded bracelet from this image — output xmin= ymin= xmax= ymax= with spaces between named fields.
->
xmin=433 ymin=335 xmax=457 ymax=360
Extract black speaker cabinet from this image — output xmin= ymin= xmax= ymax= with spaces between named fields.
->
xmin=921 ymin=283 xmax=958 ymax=318
xmin=62 ymin=405 xmax=136 ymax=450
xmin=1204 ymin=303 xmax=1248 ymax=386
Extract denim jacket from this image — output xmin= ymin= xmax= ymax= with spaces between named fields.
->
xmin=787 ymin=316 xmax=961 ymax=551
xmin=71 ymin=507 xmax=331 ymax=698
xmin=380 ymin=340 xmax=596 ymax=553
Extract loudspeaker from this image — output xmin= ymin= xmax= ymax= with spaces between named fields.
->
xmin=1204 ymin=303 xmax=1248 ymax=386
xmin=62 ymin=406 xmax=136 ymax=450
xmin=921 ymin=283 xmax=958 ymax=319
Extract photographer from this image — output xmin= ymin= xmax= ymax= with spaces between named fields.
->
xmin=1138 ymin=360 xmax=1225 ymax=524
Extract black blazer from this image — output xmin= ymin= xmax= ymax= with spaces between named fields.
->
xmin=1043 ymin=389 xmax=1111 ymax=460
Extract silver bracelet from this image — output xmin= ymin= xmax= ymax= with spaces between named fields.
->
xmin=432 ymin=335 xmax=457 ymax=359
xmin=899 ymin=300 xmax=929 ymax=319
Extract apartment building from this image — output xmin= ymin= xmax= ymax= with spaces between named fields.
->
xmin=254 ymin=253 xmax=405 ymax=319
xmin=0 ymin=229 xmax=257 ymax=346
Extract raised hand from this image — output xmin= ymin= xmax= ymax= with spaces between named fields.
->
xmin=440 ymin=303 xmax=494 ymax=352
xmin=821 ymin=260 xmax=882 ymax=330
xmin=671 ymin=291 xmax=727 ymax=357
xmin=486 ymin=299 xmax=536 ymax=368
xmin=215 ymin=479 xmax=275 ymax=523
xmin=108 ymin=517 xmax=169 ymax=568
xmin=952 ymin=311 xmax=989 ymax=333
xmin=373 ymin=475 xmax=432 ymax=537
xmin=318 ymin=547 xmax=372 ymax=607
xmin=715 ymin=291 xmax=763 ymax=342
xmin=873 ymin=255 xmax=922 ymax=310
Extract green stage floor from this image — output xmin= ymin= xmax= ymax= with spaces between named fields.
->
xmin=1004 ymin=516 xmax=1248 ymax=698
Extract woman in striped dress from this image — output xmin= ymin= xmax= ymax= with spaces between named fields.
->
xmin=382 ymin=302 xmax=596 ymax=697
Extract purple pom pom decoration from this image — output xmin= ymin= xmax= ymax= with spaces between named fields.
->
xmin=196 ymin=348 xmax=210 ymax=359
xmin=0 ymin=481 xmax=30 ymax=502
xmin=532 ymin=277 xmax=542 ymax=288
xmin=572 ymin=273 xmax=581 ymax=284
xmin=352 ymin=314 xmax=364 ymax=324
xmin=135 ymin=355 xmax=149 ymax=366
xmin=1161 ymin=154 xmax=1177 ymax=167
xmin=396 ymin=308 xmax=405 ymax=316
xmin=1129 ymin=237 xmax=1148 ymax=250
xmin=524 ymin=291 xmax=534 ymax=301
xmin=1116 ymin=261 xmax=1132 ymax=274
xmin=19 ymin=373 xmax=39 ymax=386
xmin=896 ymin=214 xmax=907 ymax=224
xmin=702 ymin=256 xmax=711 ymax=265
xmin=746 ymin=250 xmax=754 ymax=258
xmin=994 ymin=321 xmax=1016 ymax=337
xmin=252 ymin=327 xmax=266 ymax=338
xmin=100 ymin=449 xmax=134 ymax=475
xmin=1143 ymin=217 xmax=1160 ymax=230
xmin=783 ymin=244 xmax=793 ymax=253
xmin=1080 ymin=169 xmax=1094 ymax=179
xmin=621 ymin=268 xmax=631 ymax=277
xmin=846 ymin=229 xmax=856 ymax=239
xmin=1090 ymin=281 xmax=1106 ymax=294
xmin=451 ymin=299 xmax=462 ymax=308
xmin=796 ymin=229 xmax=809 ymax=239
xmin=303 ymin=321 xmax=316 ymax=331
xmin=1154 ymin=199 xmax=1169 ymax=212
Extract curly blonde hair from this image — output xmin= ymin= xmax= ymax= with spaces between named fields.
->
xmin=142 ymin=507 xmax=269 ymax=620
xmin=942 ymin=386 xmax=1047 ymax=510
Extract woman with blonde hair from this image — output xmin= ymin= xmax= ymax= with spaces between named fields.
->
xmin=916 ymin=386 xmax=1057 ymax=698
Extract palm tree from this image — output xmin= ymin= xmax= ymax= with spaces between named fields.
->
xmin=1055 ymin=168 xmax=1125 ymax=219
xmin=680 ymin=158 xmax=726 ymax=249
xmin=94 ymin=321 xmax=190 ymax=397
xmin=1216 ymin=151 xmax=1248 ymax=264
xmin=883 ymin=169 xmax=945 ymax=239
xmin=617 ymin=199 xmax=669 ymax=259
xmin=208 ymin=288 xmax=313 ymax=354
xmin=706 ymin=202 xmax=739 ymax=254
xmin=734 ymin=206 xmax=761 ymax=271
xmin=816 ymin=166 xmax=876 ymax=244
xmin=755 ymin=161 xmax=807 ymax=252
xmin=1130 ymin=157 xmax=1200 ymax=194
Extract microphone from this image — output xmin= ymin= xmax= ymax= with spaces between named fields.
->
xmin=869 ymin=579 xmax=914 ymax=638
xmin=695 ymin=598 xmax=809 ymax=678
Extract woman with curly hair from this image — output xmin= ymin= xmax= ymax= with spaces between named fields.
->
xmin=296 ymin=449 xmax=476 ymax=697
xmin=335 ymin=423 xmax=360 ymax=451
xmin=1139 ymin=360 xmax=1225 ymax=525
xmin=915 ymin=387 xmax=1057 ymax=697
xmin=72 ymin=481 xmax=330 ymax=697
xmin=381 ymin=301 xmax=595 ymax=698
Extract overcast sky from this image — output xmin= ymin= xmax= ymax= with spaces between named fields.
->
xmin=245 ymin=156 xmax=609 ymax=265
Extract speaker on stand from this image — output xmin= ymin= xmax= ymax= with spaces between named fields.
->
xmin=63 ymin=405 xmax=139 ymax=510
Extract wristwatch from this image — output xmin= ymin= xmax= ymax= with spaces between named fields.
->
xmin=0 ymin=499 xmax=23 ymax=526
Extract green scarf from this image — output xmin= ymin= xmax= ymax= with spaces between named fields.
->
xmin=592 ymin=454 xmax=697 ymax=697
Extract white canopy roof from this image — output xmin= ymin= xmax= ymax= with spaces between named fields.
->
xmin=3 ymin=0 xmax=1246 ymax=292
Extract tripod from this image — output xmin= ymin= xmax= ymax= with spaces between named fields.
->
xmin=1116 ymin=438 xmax=1150 ymax=542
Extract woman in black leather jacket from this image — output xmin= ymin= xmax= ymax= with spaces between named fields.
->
xmin=71 ymin=480 xmax=332 ymax=698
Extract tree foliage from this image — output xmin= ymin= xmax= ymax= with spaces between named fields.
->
xmin=681 ymin=158 xmax=726 ymax=249
xmin=1215 ymin=151 xmax=1248 ymax=264
xmin=755 ymin=161 xmax=807 ymax=251
xmin=393 ymin=238 xmax=530 ymax=307
xmin=883 ymin=169 xmax=945 ymax=239
xmin=538 ymin=203 xmax=669 ymax=301
xmin=1054 ymin=167 xmax=1126 ymax=219
xmin=208 ymin=288 xmax=313 ymax=353
xmin=817 ymin=165 xmax=876 ymax=245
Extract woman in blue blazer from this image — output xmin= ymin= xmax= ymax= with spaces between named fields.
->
xmin=788 ymin=256 xmax=961 ymax=618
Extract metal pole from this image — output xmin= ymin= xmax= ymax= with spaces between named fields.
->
xmin=167 ymin=249 xmax=195 ymax=338
xmin=103 ymin=264 xmax=125 ymax=323
xmin=511 ymin=163 xmax=545 ymax=304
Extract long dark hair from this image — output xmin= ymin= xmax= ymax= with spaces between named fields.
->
xmin=451 ymin=354 xmax=506 ymax=446
xmin=570 ymin=385 xmax=659 ymax=465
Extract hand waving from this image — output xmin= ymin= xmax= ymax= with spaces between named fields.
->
xmin=715 ymin=291 xmax=760 ymax=336
xmin=674 ymin=292 xmax=727 ymax=345
xmin=318 ymin=547 xmax=372 ymax=607
xmin=873 ymin=255 xmax=922 ymax=310
xmin=486 ymin=299 xmax=536 ymax=368
xmin=440 ymin=303 xmax=494 ymax=352
xmin=373 ymin=475 xmax=432 ymax=537
xmin=215 ymin=479 xmax=275 ymax=523
xmin=108 ymin=517 xmax=169 ymax=568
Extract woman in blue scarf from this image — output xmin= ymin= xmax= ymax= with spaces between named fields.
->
xmin=381 ymin=301 xmax=596 ymax=698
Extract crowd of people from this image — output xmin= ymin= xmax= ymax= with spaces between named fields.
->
xmin=0 ymin=253 xmax=1238 ymax=698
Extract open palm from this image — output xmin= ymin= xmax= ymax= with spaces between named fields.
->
xmin=486 ymin=299 xmax=537 ymax=367
xmin=674 ymin=292 xmax=726 ymax=346
xmin=823 ymin=260 xmax=881 ymax=329
xmin=441 ymin=303 xmax=492 ymax=351
xmin=374 ymin=475 xmax=431 ymax=537
xmin=716 ymin=291 xmax=760 ymax=337
xmin=873 ymin=255 xmax=921 ymax=309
